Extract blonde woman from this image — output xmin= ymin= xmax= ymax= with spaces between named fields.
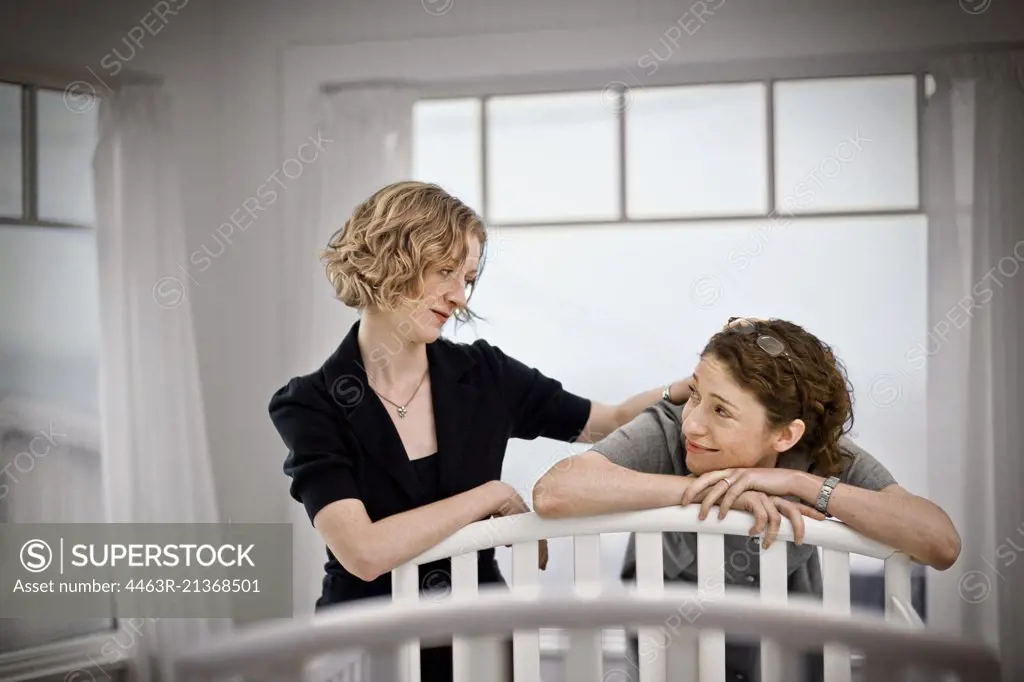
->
xmin=268 ymin=180 xmax=691 ymax=681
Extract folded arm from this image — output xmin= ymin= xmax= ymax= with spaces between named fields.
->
xmin=315 ymin=481 xmax=514 ymax=582
xmin=533 ymin=451 xmax=693 ymax=518
xmin=684 ymin=467 xmax=962 ymax=570
xmin=792 ymin=474 xmax=961 ymax=570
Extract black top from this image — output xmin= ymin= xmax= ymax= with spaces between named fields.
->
xmin=269 ymin=319 xmax=592 ymax=610
xmin=411 ymin=453 xmax=440 ymax=502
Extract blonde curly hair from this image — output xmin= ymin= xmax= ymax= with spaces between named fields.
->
xmin=320 ymin=181 xmax=487 ymax=322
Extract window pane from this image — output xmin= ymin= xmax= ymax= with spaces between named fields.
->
xmin=0 ymin=224 xmax=108 ymax=651
xmin=0 ymin=83 xmax=22 ymax=218
xmin=774 ymin=75 xmax=918 ymax=213
xmin=413 ymin=98 xmax=482 ymax=214
xmin=626 ymin=83 xmax=768 ymax=218
xmin=37 ymin=88 xmax=99 ymax=225
xmin=486 ymin=91 xmax=619 ymax=223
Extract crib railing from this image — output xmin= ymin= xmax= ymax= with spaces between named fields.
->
xmin=172 ymin=506 xmax=985 ymax=682
xmin=391 ymin=505 xmax=921 ymax=682
xmin=172 ymin=585 xmax=999 ymax=682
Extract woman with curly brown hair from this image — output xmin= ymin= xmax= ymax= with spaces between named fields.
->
xmin=268 ymin=180 xmax=692 ymax=681
xmin=534 ymin=317 xmax=961 ymax=681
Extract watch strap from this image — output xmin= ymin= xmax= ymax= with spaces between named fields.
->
xmin=815 ymin=475 xmax=841 ymax=516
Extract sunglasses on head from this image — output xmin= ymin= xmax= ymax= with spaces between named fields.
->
xmin=725 ymin=316 xmax=805 ymax=411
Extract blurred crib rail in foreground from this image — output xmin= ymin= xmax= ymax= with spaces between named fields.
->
xmin=176 ymin=507 xmax=999 ymax=682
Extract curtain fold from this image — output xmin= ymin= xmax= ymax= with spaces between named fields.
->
xmin=923 ymin=51 xmax=1024 ymax=682
xmin=282 ymin=84 xmax=418 ymax=619
xmin=93 ymin=84 xmax=231 ymax=682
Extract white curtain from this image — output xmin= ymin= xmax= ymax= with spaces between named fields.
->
xmin=284 ymin=84 xmax=417 ymax=617
xmin=93 ymin=84 xmax=231 ymax=682
xmin=923 ymin=51 xmax=1024 ymax=682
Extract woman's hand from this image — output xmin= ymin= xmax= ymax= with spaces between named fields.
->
xmin=681 ymin=468 xmax=826 ymax=547
xmin=491 ymin=482 xmax=549 ymax=570
xmin=681 ymin=467 xmax=803 ymax=514
xmin=726 ymin=490 xmax=824 ymax=548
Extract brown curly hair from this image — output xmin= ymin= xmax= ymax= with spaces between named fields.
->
xmin=701 ymin=319 xmax=854 ymax=476
xmin=320 ymin=181 xmax=487 ymax=323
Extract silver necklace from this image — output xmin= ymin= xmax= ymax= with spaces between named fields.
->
xmin=367 ymin=368 xmax=428 ymax=419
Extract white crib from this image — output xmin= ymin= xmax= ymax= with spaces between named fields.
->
xmin=175 ymin=507 xmax=1000 ymax=682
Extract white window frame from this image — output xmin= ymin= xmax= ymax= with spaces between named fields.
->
xmin=407 ymin=73 xmax=928 ymax=228
xmin=281 ymin=39 xmax=1009 ymax=235
xmin=0 ymin=77 xmax=96 ymax=230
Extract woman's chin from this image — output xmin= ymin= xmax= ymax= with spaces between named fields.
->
xmin=421 ymin=325 xmax=443 ymax=343
xmin=685 ymin=451 xmax=732 ymax=475
xmin=685 ymin=453 xmax=713 ymax=476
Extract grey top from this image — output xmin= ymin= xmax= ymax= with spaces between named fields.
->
xmin=590 ymin=399 xmax=898 ymax=597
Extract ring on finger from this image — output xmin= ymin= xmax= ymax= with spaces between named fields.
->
xmin=723 ymin=477 xmax=732 ymax=486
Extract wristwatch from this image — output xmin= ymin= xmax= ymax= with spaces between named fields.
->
xmin=662 ymin=385 xmax=673 ymax=403
xmin=814 ymin=476 xmax=840 ymax=516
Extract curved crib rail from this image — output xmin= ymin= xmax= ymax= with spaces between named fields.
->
xmin=173 ymin=587 xmax=1000 ymax=682
xmin=412 ymin=505 xmax=898 ymax=564
xmin=392 ymin=506 xmax=921 ymax=682
xmin=179 ymin=506 xmax=952 ymax=682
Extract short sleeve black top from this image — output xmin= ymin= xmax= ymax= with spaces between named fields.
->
xmin=269 ymin=319 xmax=592 ymax=609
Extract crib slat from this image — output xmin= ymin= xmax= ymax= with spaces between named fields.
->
xmin=759 ymin=539 xmax=788 ymax=682
xmin=664 ymin=624 xmax=699 ymax=682
xmin=884 ymin=553 xmax=913 ymax=623
xmin=452 ymin=551 xmax=508 ymax=682
xmin=451 ymin=552 xmax=476 ymax=682
xmin=393 ymin=563 xmax=421 ymax=682
xmin=823 ymin=548 xmax=852 ymax=682
xmin=663 ymin=571 xmax=699 ymax=682
xmin=697 ymin=533 xmax=726 ymax=682
xmin=635 ymin=532 xmax=667 ymax=682
xmin=303 ymin=649 xmax=368 ymax=682
xmin=566 ymin=534 xmax=603 ymax=681
xmin=512 ymin=541 xmax=541 ymax=682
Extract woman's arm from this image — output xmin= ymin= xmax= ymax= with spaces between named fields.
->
xmin=790 ymin=474 xmax=962 ymax=570
xmin=533 ymin=452 xmax=693 ymax=518
xmin=576 ymin=377 xmax=692 ymax=444
xmin=535 ymin=455 xmax=821 ymax=546
xmin=682 ymin=468 xmax=962 ymax=570
xmin=314 ymin=480 xmax=522 ymax=582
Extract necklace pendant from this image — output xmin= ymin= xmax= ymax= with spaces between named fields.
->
xmin=397 ymin=406 xmax=407 ymax=419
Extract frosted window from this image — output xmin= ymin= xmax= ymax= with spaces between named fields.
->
xmin=774 ymin=75 xmax=918 ymax=213
xmin=0 ymin=224 xmax=108 ymax=652
xmin=627 ymin=83 xmax=768 ymax=218
xmin=0 ymin=83 xmax=22 ymax=217
xmin=486 ymin=91 xmax=619 ymax=223
xmin=413 ymin=98 xmax=482 ymax=214
xmin=37 ymin=88 xmax=99 ymax=225
xmin=0 ymin=226 xmax=101 ymax=406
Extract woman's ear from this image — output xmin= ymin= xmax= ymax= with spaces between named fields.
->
xmin=771 ymin=419 xmax=806 ymax=453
